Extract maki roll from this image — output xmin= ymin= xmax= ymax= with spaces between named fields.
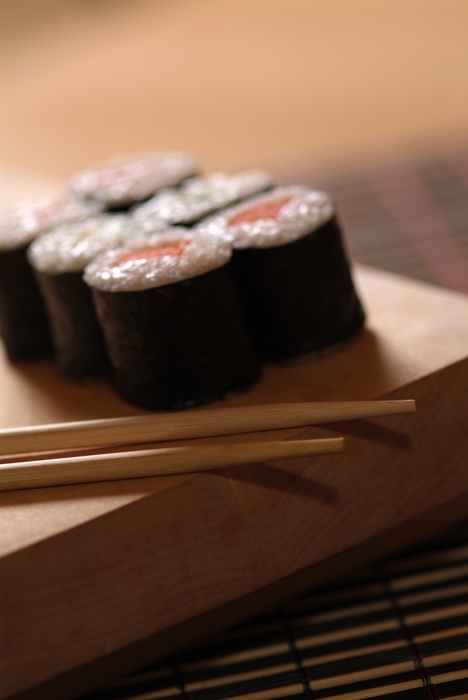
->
xmin=84 ymin=230 xmax=260 ymax=410
xmin=197 ymin=186 xmax=365 ymax=360
xmin=0 ymin=196 xmax=102 ymax=360
xmin=132 ymin=169 xmax=272 ymax=227
xmin=28 ymin=214 xmax=154 ymax=377
xmin=69 ymin=151 xmax=199 ymax=210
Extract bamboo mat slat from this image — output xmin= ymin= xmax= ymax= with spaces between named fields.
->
xmin=75 ymin=143 xmax=468 ymax=700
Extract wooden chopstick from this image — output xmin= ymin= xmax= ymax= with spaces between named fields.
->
xmin=0 ymin=400 xmax=415 ymax=457
xmin=0 ymin=438 xmax=344 ymax=492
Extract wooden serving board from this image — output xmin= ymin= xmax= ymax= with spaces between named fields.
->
xmin=2 ymin=265 xmax=468 ymax=700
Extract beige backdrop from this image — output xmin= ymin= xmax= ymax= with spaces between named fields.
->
xmin=1 ymin=0 xmax=468 ymax=181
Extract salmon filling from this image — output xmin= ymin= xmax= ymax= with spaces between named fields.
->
xmin=119 ymin=240 xmax=189 ymax=264
xmin=228 ymin=196 xmax=292 ymax=227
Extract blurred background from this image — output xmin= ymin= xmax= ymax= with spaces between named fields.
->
xmin=1 ymin=0 xmax=467 ymax=182
xmin=1 ymin=0 xmax=468 ymax=290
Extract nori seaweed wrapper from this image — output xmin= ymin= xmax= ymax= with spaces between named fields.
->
xmin=27 ymin=214 xmax=153 ymax=377
xmin=0 ymin=246 xmax=53 ymax=360
xmin=92 ymin=264 xmax=260 ymax=410
xmin=0 ymin=196 xmax=101 ymax=361
xmin=231 ymin=216 xmax=365 ymax=360
xmin=35 ymin=271 xmax=110 ymax=377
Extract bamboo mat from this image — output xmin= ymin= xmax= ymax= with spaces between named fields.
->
xmin=74 ymin=143 xmax=468 ymax=700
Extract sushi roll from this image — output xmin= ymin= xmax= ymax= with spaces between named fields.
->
xmin=84 ymin=230 xmax=260 ymax=410
xmin=28 ymin=214 xmax=155 ymax=377
xmin=132 ymin=169 xmax=273 ymax=227
xmin=0 ymin=196 xmax=102 ymax=360
xmin=196 ymin=186 xmax=365 ymax=360
xmin=69 ymin=151 xmax=199 ymax=210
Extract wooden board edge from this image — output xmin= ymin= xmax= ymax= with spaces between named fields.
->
xmin=8 ymin=487 xmax=468 ymax=700
xmin=3 ymin=353 xmax=468 ymax=699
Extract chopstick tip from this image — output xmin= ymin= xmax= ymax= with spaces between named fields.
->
xmin=336 ymin=437 xmax=345 ymax=452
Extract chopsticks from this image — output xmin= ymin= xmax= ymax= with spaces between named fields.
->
xmin=0 ymin=438 xmax=344 ymax=492
xmin=0 ymin=400 xmax=415 ymax=457
xmin=0 ymin=400 xmax=415 ymax=492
